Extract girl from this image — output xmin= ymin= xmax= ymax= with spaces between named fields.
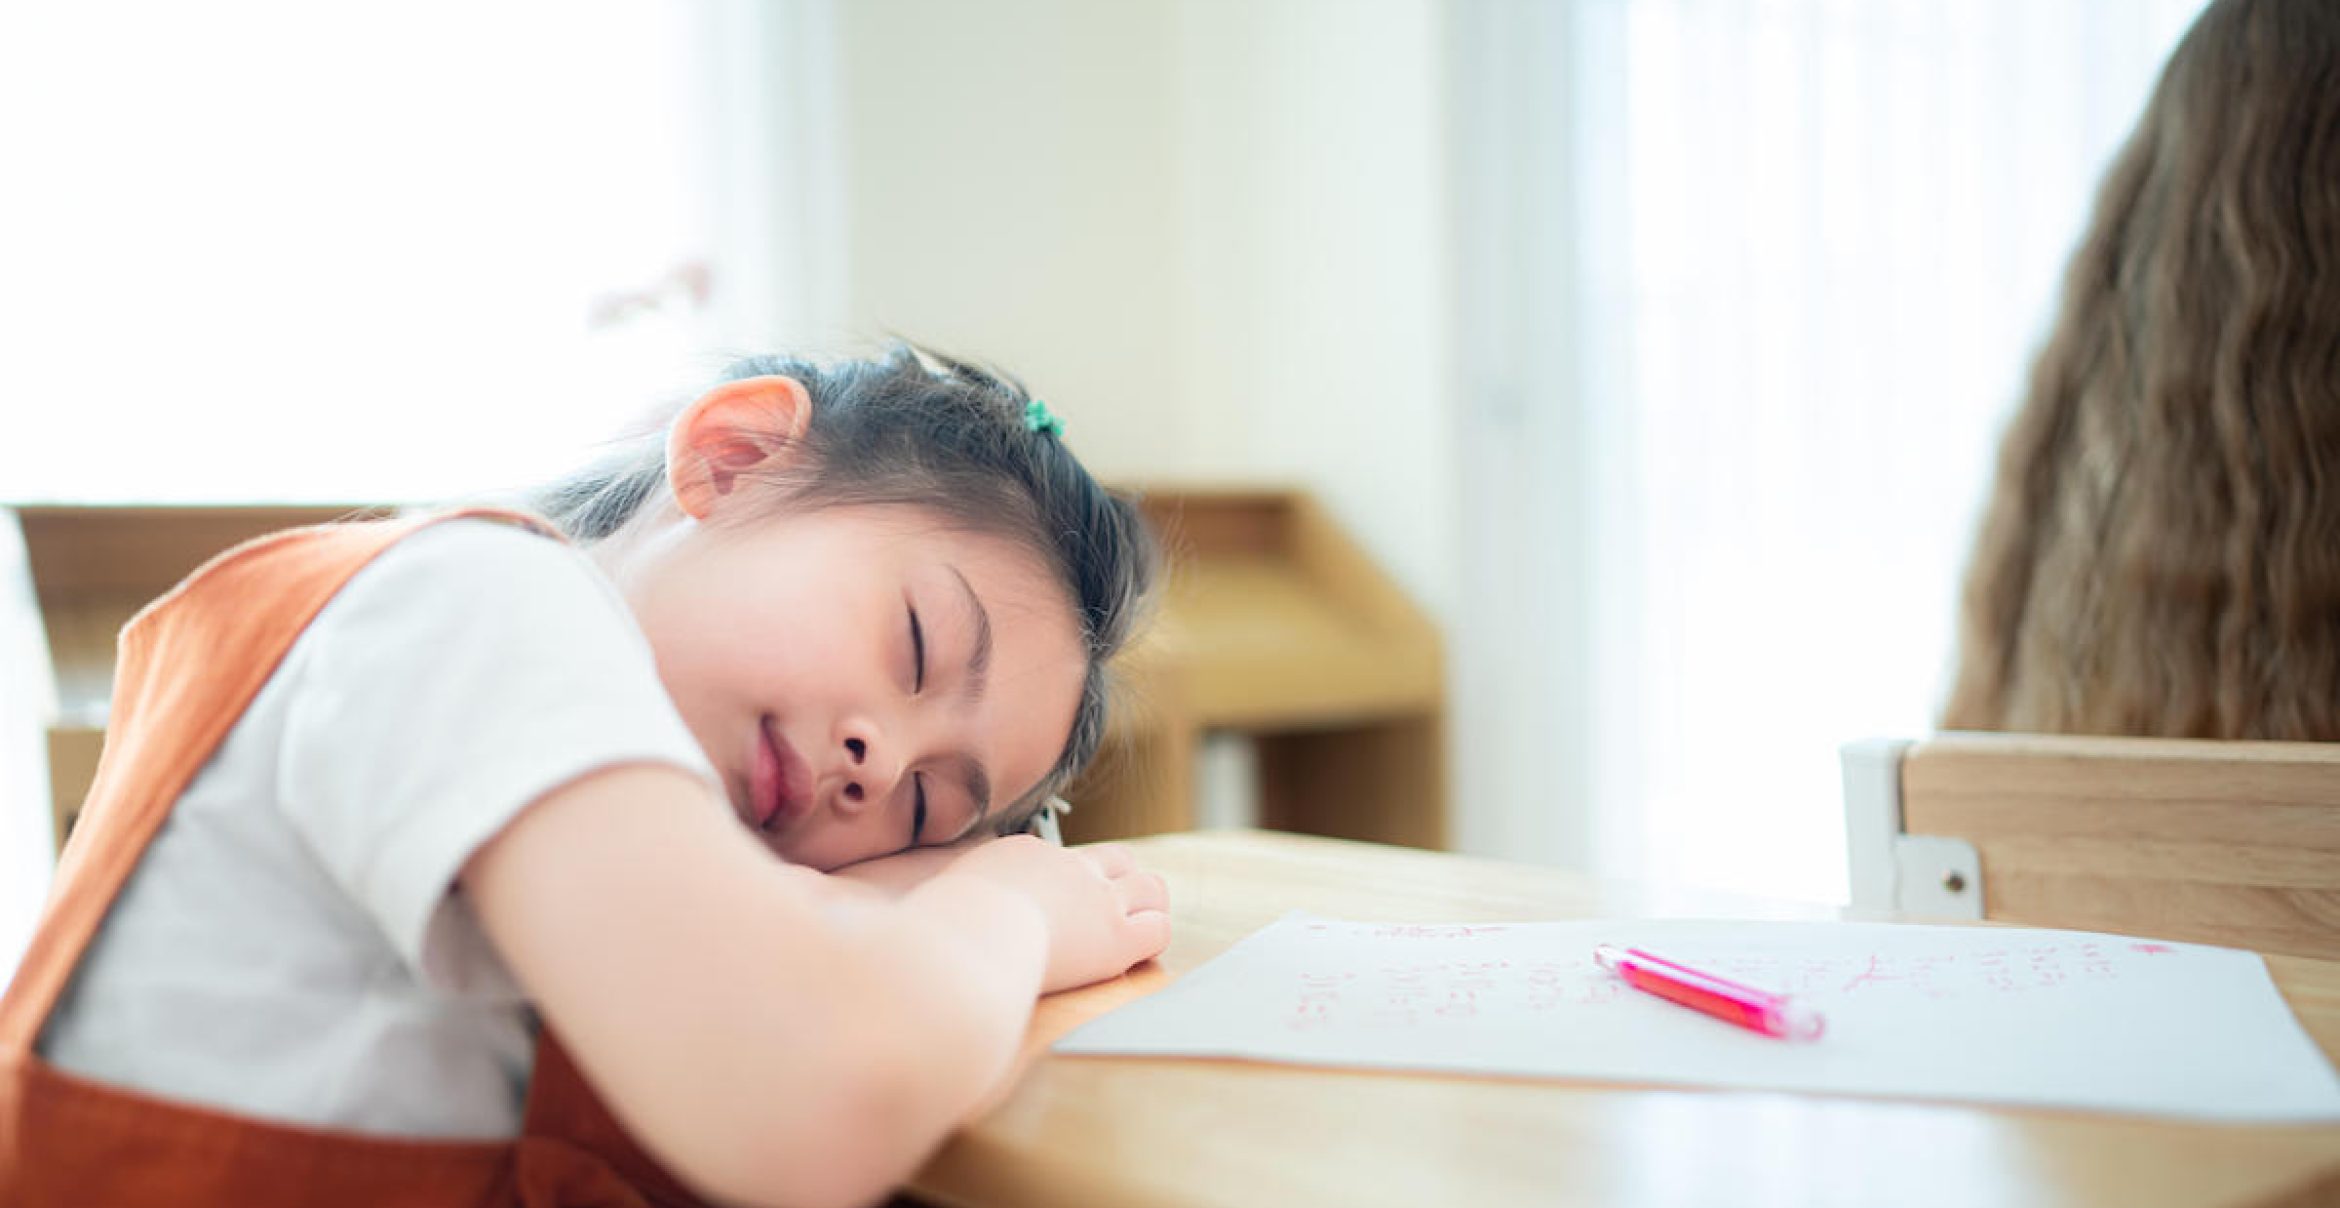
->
xmin=0 ymin=345 xmax=1169 ymax=1207
xmin=1944 ymin=0 xmax=2340 ymax=740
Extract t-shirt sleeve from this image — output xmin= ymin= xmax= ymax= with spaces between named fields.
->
xmin=272 ymin=519 xmax=718 ymax=997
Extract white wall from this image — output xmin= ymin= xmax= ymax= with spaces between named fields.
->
xmin=835 ymin=0 xmax=1188 ymax=482
xmin=833 ymin=0 xmax=1457 ymax=621
xmin=1166 ymin=1 xmax=1456 ymax=619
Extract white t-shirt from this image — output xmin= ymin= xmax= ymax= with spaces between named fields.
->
xmin=39 ymin=520 xmax=717 ymax=1139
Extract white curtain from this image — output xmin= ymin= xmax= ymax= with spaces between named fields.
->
xmin=0 ymin=1 xmax=839 ymax=975
xmin=1453 ymin=0 xmax=2207 ymax=902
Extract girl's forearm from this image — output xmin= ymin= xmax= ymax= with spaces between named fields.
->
xmin=824 ymin=841 xmax=979 ymax=897
xmin=713 ymin=868 xmax=1047 ymax=1208
xmin=464 ymin=766 xmax=1047 ymax=1208
xmin=883 ymin=870 xmax=1052 ymax=1106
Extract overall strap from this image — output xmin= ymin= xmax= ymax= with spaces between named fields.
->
xmin=0 ymin=506 xmax=717 ymax=1207
xmin=0 ymin=508 xmax=552 ymax=1054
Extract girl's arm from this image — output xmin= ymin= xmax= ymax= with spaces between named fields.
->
xmin=461 ymin=764 xmax=1166 ymax=1208
xmin=823 ymin=840 xmax=977 ymax=898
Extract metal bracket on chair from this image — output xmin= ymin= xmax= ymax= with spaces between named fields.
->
xmin=1893 ymin=834 xmax=1983 ymax=919
xmin=1841 ymin=738 xmax=1983 ymax=919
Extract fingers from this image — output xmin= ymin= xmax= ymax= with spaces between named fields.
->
xmin=1121 ymin=908 xmax=1171 ymax=965
xmin=1081 ymin=844 xmax=1165 ymax=918
xmin=1079 ymin=842 xmax=1135 ymax=877
xmin=1115 ymin=869 xmax=1169 ymax=917
xmin=1082 ymin=845 xmax=1170 ymax=972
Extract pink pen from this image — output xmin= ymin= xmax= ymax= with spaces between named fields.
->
xmin=1593 ymin=943 xmax=1826 ymax=1041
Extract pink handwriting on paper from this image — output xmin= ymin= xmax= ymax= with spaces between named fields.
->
xmin=1279 ymin=937 xmax=2138 ymax=1032
xmin=1306 ymin=923 xmax=1514 ymax=941
xmin=1059 ymin=918 xmax=2340 ymax=1123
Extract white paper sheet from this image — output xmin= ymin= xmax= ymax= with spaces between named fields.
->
xmin=1055 ymin=914 xmax=2340 ymax=1121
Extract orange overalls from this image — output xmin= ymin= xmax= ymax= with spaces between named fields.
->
xmin=0 ymin=512 xmax=710 ymax=1206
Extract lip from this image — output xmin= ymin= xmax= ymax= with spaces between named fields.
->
xmin=750 ymin=717 xmax=815 ymax=832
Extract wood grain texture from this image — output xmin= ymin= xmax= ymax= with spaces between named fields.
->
xmin=16 ymin=505 xmax=372 ymax=599
xmin=1903 ymin=733 xmax=2340 ymax=960
xmin=908 ymin=830 xmax=2340 ymax=1208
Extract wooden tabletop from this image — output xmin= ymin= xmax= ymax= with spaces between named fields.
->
xmin=907 ymin=829 xmax=2340 ymax=1208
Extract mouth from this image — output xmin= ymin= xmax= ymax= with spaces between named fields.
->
xmin=749 ymin=716 xmax=815 ymax=833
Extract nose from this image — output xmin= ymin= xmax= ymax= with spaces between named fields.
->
xmin=834 ymin=719 xmax=899 ymax=814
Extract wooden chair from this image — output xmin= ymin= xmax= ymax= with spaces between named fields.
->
xmin=1842 ymin=732 xmax=2340 ymax=960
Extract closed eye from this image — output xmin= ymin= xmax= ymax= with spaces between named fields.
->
xmin=909 ymin=772 xmax=928 ymax=846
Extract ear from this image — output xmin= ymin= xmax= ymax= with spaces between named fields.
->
xmin=665 ymin=375 xmax=814 ymax=521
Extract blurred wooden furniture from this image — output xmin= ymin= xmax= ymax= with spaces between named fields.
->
xmin=908 ymin=829 xmax=2340 ymax=1208
xmin=1062 ymin=488 xmax=1447 ymax=850
xmin=9 ymin=504 xmax=360 ymax=851
xmin=1842 ymin=733 xmax=2340 ymax=961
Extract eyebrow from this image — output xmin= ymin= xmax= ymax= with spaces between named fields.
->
xmin=946 ymin=564 xmax=993 ymax=703
xmin=945 ymin=563 xmax=995 ymax=835
xmin=950 ymin=753 xmax=994 ymax=841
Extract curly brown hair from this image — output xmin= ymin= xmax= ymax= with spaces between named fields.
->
xmin=1943 ymin=0 xmax=2340 ymax=739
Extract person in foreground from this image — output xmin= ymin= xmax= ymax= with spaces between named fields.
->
xmin=0 ymin=344 xmax=1169 ymax=1207
xmin=1944 ymin=0 xmax=2340 ymax=740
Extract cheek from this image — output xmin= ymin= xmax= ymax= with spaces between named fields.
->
xmin=642 ymin=619 xmax=785 ymax=729
xmin=650 ymin=625 xmax=740 ymax=692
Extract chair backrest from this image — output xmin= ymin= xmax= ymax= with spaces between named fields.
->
xmin=1842 ymin=732 xmax=2340 ymax=960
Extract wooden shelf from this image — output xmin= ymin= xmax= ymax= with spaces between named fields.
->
xmin=1063 ymin=487 xmax=1447 ymax=850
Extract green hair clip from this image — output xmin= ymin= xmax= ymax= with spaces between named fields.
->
xmin=1023 ymin=399 xmax=1066 ymax=437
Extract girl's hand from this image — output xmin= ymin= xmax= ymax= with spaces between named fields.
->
xmin=937 ymin=836 xmax=1170 ymax=993
xmin=827 ymin=839 xmax=983 ymax=897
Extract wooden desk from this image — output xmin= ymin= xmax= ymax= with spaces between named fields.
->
xmin=908 ymin=830 xmax=2340 ymax=1208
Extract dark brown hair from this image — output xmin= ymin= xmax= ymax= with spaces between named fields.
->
xmin=536 ymin=343 xmax=1159 ymax=830
xmin=1944 ymin=0 xmax=2340 ymax=738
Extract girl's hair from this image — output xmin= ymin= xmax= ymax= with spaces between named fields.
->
xmin=1943 ymin=0 xmax=2340 ymax=739
xmin=535 ymin=343 xmax=1160 ymax=831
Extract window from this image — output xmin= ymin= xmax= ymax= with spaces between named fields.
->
xmin=1454 ymin=0 xmax=2209 ymax=901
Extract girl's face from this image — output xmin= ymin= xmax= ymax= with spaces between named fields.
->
xmin=611 ymin=502 xmax=1087 ymax=871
